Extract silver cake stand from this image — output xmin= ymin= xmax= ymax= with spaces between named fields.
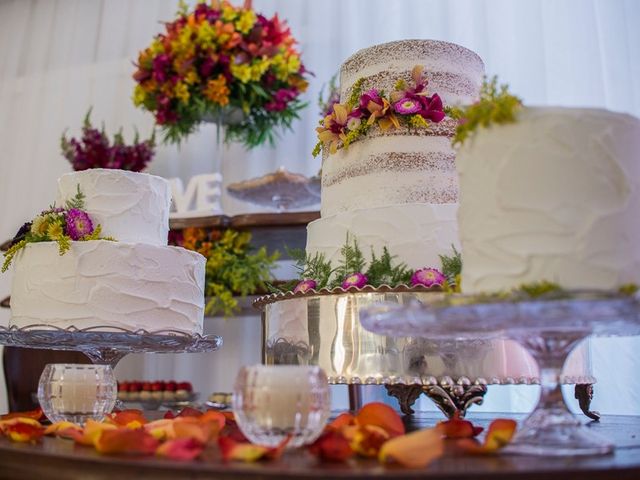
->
xmin=360 ymin=290 xmax=640 ymax=456
xmin=0 ymin=325 xmax=223 ymax=368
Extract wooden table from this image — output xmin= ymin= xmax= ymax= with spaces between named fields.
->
xmin=0 ymin=413 xmax=638 ymax=480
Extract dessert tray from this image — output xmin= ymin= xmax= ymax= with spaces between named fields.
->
xmin=0 ymin=325 xmax=223 ymax=368
xmin=360 ymin=290 xmax=640 ymax=456
xmin=227 ymin=167 xmax=321 ymax=211
xmin=254 ymin=286 xmax=595 ymax=417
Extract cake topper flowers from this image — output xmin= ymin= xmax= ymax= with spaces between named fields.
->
xmin=133 ymin=0 xmax=310 ymax=147
xmin=2 ymin=186 xmax=115 ymax=272
xmin=313 ymin=65 xmax=446 ymax=156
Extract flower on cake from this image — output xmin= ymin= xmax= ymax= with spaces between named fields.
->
xmin=313 ymin=65 xmax=446 ymax=157
xmin=133 ymin=0 xmax=310 ymax=148
xmin=410 ymin=268 xmax=447 ymax=288
xmin=294 ymin=279 xmax=317 ymax=293
xmin=342 ymin=272 xmax=368 ymax=289
xmin=1 ymin=186 xmax=114 ymax=273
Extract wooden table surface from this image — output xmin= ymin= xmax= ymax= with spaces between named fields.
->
xmin=0 ymin=413 xmax=638 ymax=480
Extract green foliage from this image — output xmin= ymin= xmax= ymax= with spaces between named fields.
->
xmin=439 ymin=246 xmax=462 ymax=284
xmin=287 ymin=246 xmax=334 ymax=289
xmin=2 ymin=240 xmax=26 ymax=273
xmin=204 ymin=230 xmax=280 ymax=316
xmin=347 ymin=78 xmax=365 ymax=109
xmin=332 ymin=234 xmax=366 ymax=287
xmin=449 ymin=76 xmax=522 ymax=146
xmin=342 ymin=121 xmax=371 ymax=150
xmin=64 ymin=184 xmax=86 ymax=210
xmin=365 ymin=247 xmax=412 ymax=287
xmin=55 ymin=235 xmax=72 ymax=256
xmin=516 ymin=281 xmax=562 ymax=298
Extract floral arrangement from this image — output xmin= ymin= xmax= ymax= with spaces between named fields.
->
xmin=0 ymin=403 xmax=516 ymax=466
xmin=448 ymin=76 xmax=522 ymax=146
xmin=274 ymin=235 xmax=461 ymax=294
xmin=317 ymin=73 xmax=340 ymax=119
xmin=61 ymin=109 xmax=155 ymax=172
xmin=313 ymin=65 xmax=446 ymax=156
xmin=133 ymin=0 xmax=310 ymax=147
xmin=170 ymin=227 xmax=279 ymax=316
xmin=2 ymin=187 xmax=114 ymax=273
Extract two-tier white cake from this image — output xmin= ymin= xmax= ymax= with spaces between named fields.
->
xmin=9 ymin=169 xmax=205 ymax=334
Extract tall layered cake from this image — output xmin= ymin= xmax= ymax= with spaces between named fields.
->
xmin=9 ymin=169 xmax=205 ymax=334
xmin=307 ymin=40 xmax=484 ymax=269
xmin=456 ymin=107 xmax=640 ymax=293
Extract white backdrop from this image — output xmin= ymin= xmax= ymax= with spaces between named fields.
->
xmin=0 ymin=0 xmax=639 ymax=414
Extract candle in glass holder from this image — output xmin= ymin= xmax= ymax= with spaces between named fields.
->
xmin=233 ymin=365 xmax=330 ymax=448
xmin=38 ymin=364 xmax=117 ymax=424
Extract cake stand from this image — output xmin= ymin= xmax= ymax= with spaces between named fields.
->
xmin=360 ymin=290 xmax=640 ymax=456
xmin=254 ymin=287 xmax=595 ymax=418
xmin=0 ymin=325 xmax=222 ymax=368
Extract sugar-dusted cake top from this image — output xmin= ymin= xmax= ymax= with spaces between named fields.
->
xmin=340 ymin=39 xmax=484 ymax=107
xmin=56 ymin=169 xmax=171 ymax=246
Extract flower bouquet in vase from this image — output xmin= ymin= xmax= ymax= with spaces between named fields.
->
xmin=133 ymin=0 xmax=310 ymax=177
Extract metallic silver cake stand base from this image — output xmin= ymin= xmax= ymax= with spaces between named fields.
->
xmin=361 ymin=290 xmax=640 ymax=456
xmin=0 ymin=325 xmax=223 ymax=368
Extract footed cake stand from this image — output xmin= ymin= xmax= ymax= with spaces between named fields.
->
xmin=360 ymin=291 xmax=640 ymax=456
xmin=0 ymin=324 xmax=222 ymax=368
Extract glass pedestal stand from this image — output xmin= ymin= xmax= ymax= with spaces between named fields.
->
xmin=361 ymin=291 xmax=640 ymax=456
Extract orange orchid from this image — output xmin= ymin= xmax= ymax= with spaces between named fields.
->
xmin=457 ymin=418 xmax=517 ymax=454
xmin=316 ymin=103 xmax=350 ymax=155
xmin=379 ymin=428 xmax=444 ymax=468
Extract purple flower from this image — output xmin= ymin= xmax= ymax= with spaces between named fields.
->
xmin=341 ymin=272 xmax=368 ymax=289
xmin=64 ymin=209 xmax=94 ymax=240
xmin=294 ymin=279 xmax=317 ymax=293
xmin=265 ymin=88 xmax=298 ymax=112
xmin=359 ymin=89 xmax=383 ymax=111
xmin=393 ymin=97 xmax=422 ymax=115
xmin=152 ymin=54 xmax=171 ymax=83
xmin=419 ymin=94 xmax=445 ymax=123
xmin=410 ymin=268 xmax=446 ymax=288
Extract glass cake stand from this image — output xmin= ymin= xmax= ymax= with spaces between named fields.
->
xmin=0 ymin=324 xmax=223 ymax=368
xmin=360 ymin=290 xmax=640 ymax=456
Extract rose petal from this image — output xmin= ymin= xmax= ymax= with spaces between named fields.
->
xmin=457 ymin=418 xmax=517 ymax=454
xmin=1 ymin=407 xmax=44 ymax=421
xmin=73 ymin=420 xmax=118 ymax=446
xmin=436 ymin=412 xmax=483 ymax=439
xmin=94 ymin=428 xmax=159 ymax=455
xmin=175 ymin=406 xmax=204 ymax=418
xmin=5 ymin=422 xmax=45 ymax=443
xmin=218 ymin=436 xmax=271 ymax=462
xmin=379 ymin=428 xmax=444 ymax=468
xmin=327 ymin=412 xmax=355 ymax=432
xmin=350 ymin=424 xmax=390 ymax=457
xmin=156 ymin=437 xmax=205 ymax=461
xmin=355 ymin=402 xmax=405 ymax=437
xmin=44 ymin=421 xmax=82 ymax=436
xmin=308 ymin=430 xmax=354 ymax=462
xmin=107 ymin=409 xmax=148 ymax=428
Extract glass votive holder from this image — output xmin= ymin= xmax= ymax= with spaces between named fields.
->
xmin=233 ymin=365 xmax=331 ymax=448
xmin=37 ymin=363 xmax=117 ymax=424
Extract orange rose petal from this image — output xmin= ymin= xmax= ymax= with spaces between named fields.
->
xmin=350 ymin=424 xmax=391 ymax=458
xmin=44 ymin=421 xmax=82 ymax=436
xmin=173 ymin=418 xmax=220 ymax=443
xmin=199 ymin=410 xmax=226 ymax=430
xmin=176 ymin=407 xmax=203 ymax=418
xmin=326 ymin=412 xmax=355 ymax=432
xmin=379 ymin=428 xmax=444 ymax=468
xmin=74 ymin=420 xmax=118 ymax=447
xmin=457 ymin=418 xmax=517 ymax=454
xmin=1 ymin=407 xmax=44 ymax=421
xmin=355 ymin=402 xmax=405 ymax=437
xmin=218 ymin=436 xmax=270 ymax=462
xmin=5 ymin=422 xmax=45 ymax=443
xmin=308 ymin=430 xmax=354 ymax=462
xmin=94 ymin=428 xmax=159 ymax=455
xmin=107 ymin=409 xmax=148 ymax=428
xmin=436 ymin=413 xmax=484 ymax=439
xmin=156 ymin=437 xmax=205 ymax=461
xmin=0 ymin=417 xmax=42 ymax=433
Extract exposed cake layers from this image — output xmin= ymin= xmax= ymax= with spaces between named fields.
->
xmin=457 ymin=107 xmax=640 ymax=293
xmin=340 ymin=40 xmax=484 ymax=106
xmin=56 ymin=169 xmax=171 ymax=246
xmin=307 ymin=203 xmax=459 ymax=271
xmin=321 ymin=134 xmax=456 ymax=216
xmin=10 ymin=241 xmax=205 ymax=334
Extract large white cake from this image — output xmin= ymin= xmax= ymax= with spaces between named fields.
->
xmin=9 ymin=169 xmax=205 ymax=334
xmin=457 ymin=107 xmax=640 ymax=293
xmin=307 ymin=40 xmax=484 ymax=269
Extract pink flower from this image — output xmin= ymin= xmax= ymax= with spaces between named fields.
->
xmin=419 ymin=94 xmax=445 ymax=123
xmin=393 ymin=97 xmax=422 ymax=115
xmin=64 ymin=209 xmax=94 ymax=240
xmin=341 ymin=272 xmax=368 ymax=289
xmin=294 ymin=279 xmax=317 ymax=293
xmin=410 ymin=268 xmax=446 ymax=288
xmin=359 ymin=89 xmax=383 ymax=110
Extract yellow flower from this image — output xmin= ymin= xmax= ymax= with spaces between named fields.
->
xmin=235 ymin=10 xmax=256 ymax=34
xmin=204 ymin=74 xmax=230 ymax=106
xmin=250 ymin=58 xmax=271 ymax=81
xmin=184 ymin=70 xmax=200 ymax=85
xmin=149 ymin=39 xmax=165 ymax=56
xmin=133 ymin=85 xmax=147 ymax=106
xmin=47 ymin=223 xmax=64 ymax=240
xmin=175 ymin=82 xmax=190 ymax=104
xmin=230 ymin=62 xmax=252 ymax=83
xmin=196 ymin=21 xmax=216 ymax=49
xmin=30 ymin=216 xmax=48 ymax=236
xmin=221 ymin=4 xmax=237 ymax=22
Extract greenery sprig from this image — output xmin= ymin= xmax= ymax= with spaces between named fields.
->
xmin=447 ymin=76 xmax=522 ymax=146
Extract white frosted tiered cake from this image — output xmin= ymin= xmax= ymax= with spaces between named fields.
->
xmin=457 ymin=108 xmax=640 ymax=293
xmin=307 ymin=40 xmax=484 ymax=269
xmin=10 ymin=169 xmax=205 ymax=334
